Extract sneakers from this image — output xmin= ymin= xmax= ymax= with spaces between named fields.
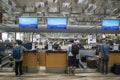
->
xmin=72 ymin=70 xmax=75 ymax=74
xmin=20 ymin=73 xmax=23 ymax=75
xmin=15 ymin=73 xmax=23 ymax=76
xmin=15 ymin=74 xmax=20 ymax=77
xmin=69 ymin=68 xmax=75 ymax=76
xmin=71 ymin=69 xmax=75 ymax=75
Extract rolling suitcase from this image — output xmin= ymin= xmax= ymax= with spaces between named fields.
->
xmin=87 ymin=57 xmax=97 ymax=69
xmin=112 ymin=64 xmax=120 ymax=74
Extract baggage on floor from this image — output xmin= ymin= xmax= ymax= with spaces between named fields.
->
xmin=81 ymin=56 xmax=86 ymax=62
xmin=87 ymin=57 xmax=97 ymax=69
xmin=112 ymin=64 xmax=120 ymax=74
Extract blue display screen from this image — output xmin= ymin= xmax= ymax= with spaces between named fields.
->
xmin=47 ymin=17 xmax=67 ymax=29
xmin=19 ymin=17 xmax=38 ymax=28
xmin=102 ymin=19 xmax=120 ymax=30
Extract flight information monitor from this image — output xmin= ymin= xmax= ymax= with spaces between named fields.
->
xmin=19 ymin=17 xmax=38 ymax=29
xmin=47 ymin=17 xmax=67 ymax=29
xmin=102 ymin=19 xmax=119 ymax=30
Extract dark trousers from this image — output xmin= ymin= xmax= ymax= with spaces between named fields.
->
xmin=101 ymin=60 xmax=108 ymax=74
xmin=0 ymin=58 xmax=1 ymax=64
xmin=68 ymin=55 xmax=76 ymax=67
xmin=15 ymin=61 xmax=23 ymax=75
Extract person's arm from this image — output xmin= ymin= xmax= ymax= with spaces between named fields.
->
xmin=21 ymin=46 xmax=29 ymax=51
xmin=67 ymin=45 xmax=70 ymax=53
xmin=99 ymin=45 xmax=102 ymax=58
xmin=99 ymin=45 xmax=102 ymax=52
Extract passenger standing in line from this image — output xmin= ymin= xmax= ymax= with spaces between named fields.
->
xmin=13 ymin=40 xmax=28 ymax=76
xmin=100 ymin=40 xmax=110 ymax=75
xmin=67 ymin=39 xmax=76 ymax=75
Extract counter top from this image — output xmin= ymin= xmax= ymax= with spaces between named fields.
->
xmin=45 ymin=50 xmax=67 ymax=53
xmin=109 ymin=50 xmax=120 ymax=53
xmin=24 ymin=50 xmax=38 ymax=53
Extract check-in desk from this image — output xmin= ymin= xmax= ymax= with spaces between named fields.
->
xmin=98 ymin=50 xmax=120 ymax=72
xmin=45 ymin=50 xmax=67 ymax=73
xmin=23 ymin=50 xmax=39 ymax=73
xmin=109 ymin=51 xmax=120 ymax=67
xmin=39 ymin=50 xmax=46 ymax=66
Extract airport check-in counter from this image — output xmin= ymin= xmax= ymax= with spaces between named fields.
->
xmin=23 ymin=49 xmax=67 ymax=73
xmin=23 ymin=49 xmax=120 ymax=73
xmin=24 ymin=49 xmax=120 ymax=73
xmin=108 ymin=51 xmax=120 ymax=67
xmin=45 ymin=50 xmax=67 ymax=73
xmin=23 ymin=50 xmax=39 ymax=73
xmin=97 ymin=50 xmax=120 ymax=72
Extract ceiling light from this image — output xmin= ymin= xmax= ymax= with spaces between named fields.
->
xmin=48 ymin=7 xmax=59 ymax=12
xmin=77 ymin=0 xmax=84 ymax=3
xmin=24 ymin=6 xmax=35 ymax=12
xmin=12 ymin=12 xmax=21 ymax=14
xmin=35 ymin=2 xmax=45 ymax=8
xmin=62 ymin=3 xmax=71 ymax=8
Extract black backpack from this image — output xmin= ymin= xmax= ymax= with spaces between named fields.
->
xmin=71 ymin=44 xmax=79 ymax=55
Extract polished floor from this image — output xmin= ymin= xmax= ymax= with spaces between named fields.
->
xmin=0 ymin=70 xmax=120 ymax=80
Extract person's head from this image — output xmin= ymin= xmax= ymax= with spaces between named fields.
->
xmin=16 ymin=40 xmax=22 ymax=45
xmin=102 ymin=39 xmax=106 ymax=44
xmin=114 ymin=40 xmax=117 ymax=44
xmin=69 ymin=39 xmax=74 ymax=44
xmin=74 ymin=40 xmax=79 ymax=44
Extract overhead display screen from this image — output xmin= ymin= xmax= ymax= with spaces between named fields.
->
xmin=19 ymin=17 xmax=38 ymax=29
xmin=47 ymin=17 xmax=67 ymax=29
xmin=102 ymin=19 xmax=120 ymax=30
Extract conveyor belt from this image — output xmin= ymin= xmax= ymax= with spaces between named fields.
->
xmin=1 ymin=56 xmax=13 ymax=68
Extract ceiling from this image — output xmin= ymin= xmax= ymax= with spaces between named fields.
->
xmin=0 ymin=0 xmax=120 ymax=33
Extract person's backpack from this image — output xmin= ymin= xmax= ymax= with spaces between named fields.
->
xmin=12 ymin=46 xmax=21 ymax=59
xmin=71 ymin=44 xmax=79 ymax=55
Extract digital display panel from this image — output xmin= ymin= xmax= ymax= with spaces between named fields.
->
xmin=19 ymin=17 xmax=38 ymax=28
xmin=102 ymin=19 xmax=119 ymax=30
xmin=47 ymin=17 xmax=67 ymax=29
